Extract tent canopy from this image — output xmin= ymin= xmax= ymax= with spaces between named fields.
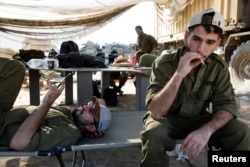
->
xmin=0 ymin=0 xmax=163 ymax=54
xmin=0 ymin=0 xmax=194 ymax=56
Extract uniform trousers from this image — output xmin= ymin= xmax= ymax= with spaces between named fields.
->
xmin=0 ymin=57 xmax=25 ymax=112
xmin=140 ymin=112 xmax=250 ymax=167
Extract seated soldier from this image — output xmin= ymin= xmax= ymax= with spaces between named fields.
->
xmin=138 ymin=53 xmax=157 ymax=67
xmin=0 ymin=57 xmax=111 ymax=151
xmin=140 ymin=8 xmax=250 ymax=167
xmin=135 ymin=51 xmax=144 ymax=65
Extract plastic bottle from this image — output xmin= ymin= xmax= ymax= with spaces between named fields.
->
xmin=128 ymin=55 xmax=132 ymax=63
xmin=132 ymin=55 xmax=137 ymax=66
xmin=27 ymin=59 xmax=44 ymax=68
xmin=104 ymin=53 xmax=109 ymax=65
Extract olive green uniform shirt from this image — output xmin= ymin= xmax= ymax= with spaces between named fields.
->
xmin=0 ymin=106 xmax=81 ymax=151
xmin=139 ymin=54 xmax=157 ymax=67
xmin=146 ymin=47 xmax=238 ymax=119
xmin=137 ymin=33 xmax=158 ymax=54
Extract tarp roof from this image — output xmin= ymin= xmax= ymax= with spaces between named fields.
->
xmin=0 ymin=0 xmax=167 ymax=56
xmin=0 ymin=0 xmax=194 ymax=56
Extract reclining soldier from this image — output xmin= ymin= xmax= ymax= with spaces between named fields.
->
xmin=0 ymin=57 xmax=111 ymax=151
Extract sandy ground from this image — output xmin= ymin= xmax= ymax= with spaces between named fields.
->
xmin=1 ymin=75 xmax=250 ymax=167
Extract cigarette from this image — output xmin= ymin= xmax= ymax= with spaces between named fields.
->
xmin=200 ymin=59 xmax=205 ymax=65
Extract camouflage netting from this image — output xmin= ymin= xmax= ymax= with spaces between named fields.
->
xmin=0 ymin=0 xmax=165 ymax=57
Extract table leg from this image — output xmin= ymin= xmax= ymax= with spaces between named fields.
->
xmin=136 ymin=74 xmax=149 ymax=111
xmin=101 ymin=71 xmax=110 ymax=98
xmin=29 ymin=69 xmax=40 ymax=105
xmin=65 ymin=71 xmax=74 ymax=104
xmin=77 ymin=71 xmax=93 ymax=105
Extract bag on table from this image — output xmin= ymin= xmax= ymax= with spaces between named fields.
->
xmin=12 ymin=49 xmax=45 ymax=62
xmin=82 ymin=53 xmax=107 ymax=68
xmin=57 ymin=52 xmax=107 ymax=68
xmin=57 ymin=52 xmax=85 ymax=68
xmin=60 ymin=40 xmax=79 ymax=54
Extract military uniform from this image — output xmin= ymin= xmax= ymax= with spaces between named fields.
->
xmin=0 ymin=106 xmax=81 ymax=151
xmin=137 ymin=33 xmax=158 ymax=54
xmin=140 ymin=47 xmax=250 ymax=167
xmin=138 ymin=54 xmax=157 ymax=67
xmin=0 ymin=58 xmax=81 ymax=151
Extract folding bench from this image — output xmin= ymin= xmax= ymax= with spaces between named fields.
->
xmin=0 ymin=111 xmax=146 ymax=167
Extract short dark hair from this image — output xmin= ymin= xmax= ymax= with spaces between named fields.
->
xmin=135 ymin=25 xmax=142 ymax=30
xmin=188 ymin=24 xmax=223 ymax=38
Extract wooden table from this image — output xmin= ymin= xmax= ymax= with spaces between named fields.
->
xmin=28 ymin=66 xmax=151 ymax=111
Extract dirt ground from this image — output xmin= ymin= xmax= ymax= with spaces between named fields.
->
xmin=1 ymin=76 xmax=250 ymax=167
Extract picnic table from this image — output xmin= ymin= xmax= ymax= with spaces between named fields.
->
xmin=28 ymin=66 xmax=151 ymax=111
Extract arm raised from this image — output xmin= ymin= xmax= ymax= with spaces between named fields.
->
xmin=10 ymin=82 xmax=65 ymax=150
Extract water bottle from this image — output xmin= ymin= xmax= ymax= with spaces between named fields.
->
xmin=27 ymin=59 xmax=44 ymax=68
xmin=104 ymin=53 xmax=109 ymax=65
xmin=132 ymin=55 xmax=137 ymax=66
